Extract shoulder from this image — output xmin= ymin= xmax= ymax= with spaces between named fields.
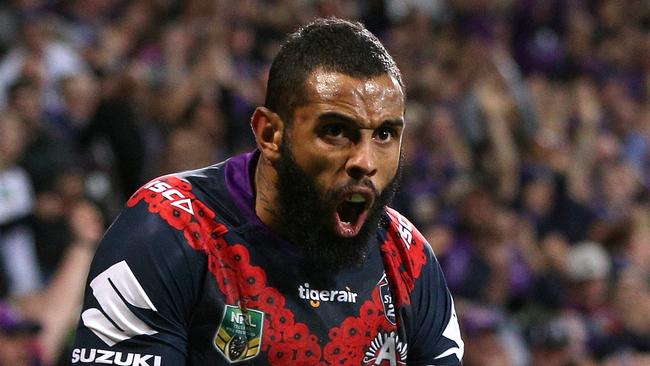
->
xmin=383 ymin=207 xmax=432 ymax=276
xmin=127 ymin=174 xmax=197 ymax=224
xmin=379 ymin=207 xmax=435 ymax=306
xmin=383 ymin=211 xmax=464 ymax=365
xmin=84 ymin=169 xmax=231 ymax=324
xmin=124 ymin=168 xmax=230 ymax=252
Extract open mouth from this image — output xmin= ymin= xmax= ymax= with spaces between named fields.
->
xmin=334 ymin=192 xmax=370 ymax=237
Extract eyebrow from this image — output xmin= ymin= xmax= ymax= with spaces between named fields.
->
xmin=317 ymin=111 xmax=404 ymax=128
xmin=381 ymin=119 xmax=405 ymax=128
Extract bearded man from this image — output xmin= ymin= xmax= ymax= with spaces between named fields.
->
xmin=72 ymin=18 xmax=464 ymax=365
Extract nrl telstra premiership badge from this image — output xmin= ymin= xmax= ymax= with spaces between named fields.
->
xmin=214 ymin=305 xmax=264 ymax=362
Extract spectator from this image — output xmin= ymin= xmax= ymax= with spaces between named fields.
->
xmin=0 ymin=302 xmax=42 ymax=366
xmin=0 ymin=113 xmax=42 ymax=297
xmin=0 ymin=10 xmax=87 ymax=112
xmin=565 ymin=241 xmax=618 ymax=359
xmin=460 ymin=305 xmax=514 ymax=366
xmin=7 ymin=77 xmax=73 ymax=194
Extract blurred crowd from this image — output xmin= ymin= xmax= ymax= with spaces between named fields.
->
xmin=0 ymin=0 xmax=648 ymax=365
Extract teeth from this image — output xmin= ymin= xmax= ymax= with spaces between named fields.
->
xmin=346 ymin=193 xmax=366 ymax=203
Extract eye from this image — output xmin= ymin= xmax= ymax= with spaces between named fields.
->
xmin=321 ymin=123 xmax=346 ymax=139
xmin=374 ymin=126 xmax=397 ymax=142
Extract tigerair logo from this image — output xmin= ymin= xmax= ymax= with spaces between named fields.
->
xmin=298 ymin=283 xmax=358 ymax=308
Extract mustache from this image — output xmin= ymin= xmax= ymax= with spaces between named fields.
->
xmin=333 ymin=179 xmax=378 ymax=197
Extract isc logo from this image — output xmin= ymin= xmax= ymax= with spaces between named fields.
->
xmin=396 ymin=215 xmax=413 ymax=249
xmin=143 ymin=179 xmax=194 ymax=215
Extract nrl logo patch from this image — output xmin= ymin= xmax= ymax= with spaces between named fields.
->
xmin=213 ymin=305 xmax=264 ymax=363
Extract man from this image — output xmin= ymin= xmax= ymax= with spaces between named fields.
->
xmin=72 ymin=18 xmax=464 ymax=365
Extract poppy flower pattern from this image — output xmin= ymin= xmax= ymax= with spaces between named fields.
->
xmin=381 ymin=208 xmax=428 ymax=308
xmin=127 ymin=176 xmax=429 ymax=365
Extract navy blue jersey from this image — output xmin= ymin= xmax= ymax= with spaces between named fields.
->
xmin=71 ymin=151 xmax=463 ymax=365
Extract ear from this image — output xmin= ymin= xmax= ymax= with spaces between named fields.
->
xmin=251 ymin=107 xmax=284 ymax=162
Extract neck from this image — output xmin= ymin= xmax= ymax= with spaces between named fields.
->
xmin=254 ymin=157 xmax=281 ymax=230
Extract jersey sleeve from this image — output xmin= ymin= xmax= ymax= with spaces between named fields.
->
xmin=405 ymin=243 xmax=464 ymax=365
xmin=71 ymin=190 xmax=207 ymax=365
xmin=384 ymin=208 xmax=464 ymax=366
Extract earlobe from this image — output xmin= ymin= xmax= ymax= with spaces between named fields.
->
xmin=251 ymin=107 xmax=283 ymax=162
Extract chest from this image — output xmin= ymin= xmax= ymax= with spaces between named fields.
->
xmin=186 ymin=230 xmax=407 ymax=366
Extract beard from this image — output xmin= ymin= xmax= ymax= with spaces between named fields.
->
xmin=274 ymin=139 xmax=401 ymax=276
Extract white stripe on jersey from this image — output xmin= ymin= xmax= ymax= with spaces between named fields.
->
xmin=82 ymin=261 xmax=158 ymax=346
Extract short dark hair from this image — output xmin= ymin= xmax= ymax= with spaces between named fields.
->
xmin=264 ymin=17 xmax=403 ymax=123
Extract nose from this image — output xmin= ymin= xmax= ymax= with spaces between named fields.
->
xmin=345 ymin=139 xmax=378 ymax=180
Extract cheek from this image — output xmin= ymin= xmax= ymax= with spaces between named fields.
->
xmin=293 ymin=149 xmax=343 ymax=195
xmin=378 ymin=148 xmax=400 ymax=179
xmin=308 ymin=154 xmax=332 ymax=175
xmin=313 ymin=156 xmax=346 ymax=195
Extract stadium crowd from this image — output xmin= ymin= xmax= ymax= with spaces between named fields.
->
xmin=0 ymin=0 xmax=648 ymax=365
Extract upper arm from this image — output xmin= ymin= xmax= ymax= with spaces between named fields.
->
xmin=405 ymin=243 xmax=464 ymax=366
xmin=72 ymin=203 xmax=206 ymax=364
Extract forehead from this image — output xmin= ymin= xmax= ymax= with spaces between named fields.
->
xmin=301 ymin=69 xmax=405 ymax=124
